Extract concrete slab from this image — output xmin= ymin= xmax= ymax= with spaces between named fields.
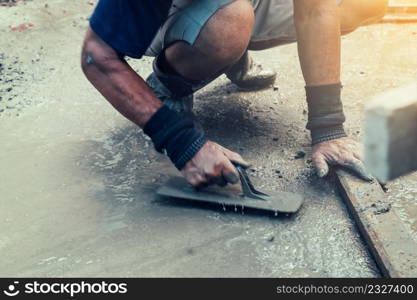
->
xmin=1 ymin=0 xmax=416 ymax=278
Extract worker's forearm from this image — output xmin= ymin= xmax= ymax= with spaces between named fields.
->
xmin=294 ymin=0 xmax=341 ymax=86
xmin=80 ymin=28 xmax=209 ymax=171
xmin=82 ymin=55 xmax=161 ymax=128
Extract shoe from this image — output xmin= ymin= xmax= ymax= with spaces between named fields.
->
xmin=146 ymin=72 xmax=194 ymax=118
xmin=225 ymin=51 xmax=277 ymax=90
xmin=146 ymin=72 xmax=204 ymax=132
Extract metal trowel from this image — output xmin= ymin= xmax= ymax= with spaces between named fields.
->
xmin=157 ymin=164 xmax=304 ymax=214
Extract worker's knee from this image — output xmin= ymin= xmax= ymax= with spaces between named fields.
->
xmin=341 ymin=0 xmax=388 ymax=32
xmin=165 ymin=0 xmax=254 ymax=79
xmin=195 ymin=0 xmax=254 ymax=65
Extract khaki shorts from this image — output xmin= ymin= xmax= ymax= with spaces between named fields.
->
xmin=146 ymin=0 xmax=343 ymax=56
xmin=251 ymin=0 xmax=342 ymax=44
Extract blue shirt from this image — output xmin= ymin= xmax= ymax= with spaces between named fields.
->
xmin=90 ymin=0 xmax=171 ymax=58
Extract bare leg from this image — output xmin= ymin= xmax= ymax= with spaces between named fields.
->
xmin=293 ymin=0 xmax=376 ymax=180
xmin=294 ymin=0 xmax=341 ymax=86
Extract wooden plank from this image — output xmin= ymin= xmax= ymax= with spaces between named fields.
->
xmin=384 ymin=1 xmax=417 ymax=22
xmin=387 ymin=5 xmax=417 ymax=14
xmin=382 ymin=15 xmax=417 ymax=23
xmin=388 ymin=0 xmax=417 ymax=12
xmin=364 ymin=83 xmax=417 ymax=182
xmin=389 ymin=0 xmax=417 ymax=6
xmin=336 ymin=169 xmax=417 ymax=278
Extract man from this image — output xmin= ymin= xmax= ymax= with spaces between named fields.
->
xmin=81 ymin=0 xmax=387 ymax=187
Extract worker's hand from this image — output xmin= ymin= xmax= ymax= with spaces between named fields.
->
xmin=312 ymin=137 xmax=373 ymax=181
xmin=181 ymin=141 xmax=249 ymax=187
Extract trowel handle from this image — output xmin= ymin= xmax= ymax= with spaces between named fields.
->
xmin=233 ymin=163 xmax=268 ymax=200
xmin=232 ymin=161 xmax=249 ymax=170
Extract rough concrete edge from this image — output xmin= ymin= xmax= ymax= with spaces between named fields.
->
xmin=365 ymin=83 xmax=417 ymax=111
xmin=364 ymin=83 xmax=417 ymax=182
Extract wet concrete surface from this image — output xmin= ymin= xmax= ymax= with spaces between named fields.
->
xmin=0 ymin=0 xmax=415 ymax=277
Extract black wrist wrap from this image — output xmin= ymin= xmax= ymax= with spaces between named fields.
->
xmin=144 ymin=106 xmax=207 ymax=170
xmin=305 ymin=82 xmax=347 ymax=145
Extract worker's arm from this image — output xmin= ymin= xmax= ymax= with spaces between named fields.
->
xmin=81 ymin=27 xmax=247 ymax=186
xmin=293 ymin=0 xmax=372 ymax=180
